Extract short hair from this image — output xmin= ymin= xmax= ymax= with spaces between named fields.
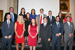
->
xmin=56 ymin=16 xmax=59 ymax=19
xmin=40 ymin=8 xmax=44 ymax=11
xmin=9 ymin=7 xmax=14 ymax=10
xmin=66 ymin=16 xmax=70 ymax=18
xmin=43 ymin=17 xmax=47 ymax=20
xmin=48 ymin=10 xmax=52 ymax=13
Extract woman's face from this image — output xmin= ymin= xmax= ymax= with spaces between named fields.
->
xmin=59 ymin=13 xmax=62 ymax=18
xmin=31 ymin=19 xmax=35 ymax=24
xmin=32 ymin=9 xmax=35 ymax=14
xmin=22 ymin=9 xmax=25 ymax=13
xmin=27 ymin=14 xmax=30 ymax=19
xmin=19 ymin=16 xmax=23 ymax=22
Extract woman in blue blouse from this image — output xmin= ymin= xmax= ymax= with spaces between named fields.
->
xmin=30 ymin=9 xmax=37 ymax=19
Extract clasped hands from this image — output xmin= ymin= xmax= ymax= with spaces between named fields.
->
xmin=4 ymin=35 xmax=12 ymax=39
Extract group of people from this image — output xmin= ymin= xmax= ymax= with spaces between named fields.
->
xmin=1 ymin=7 xmax=74 ymax=50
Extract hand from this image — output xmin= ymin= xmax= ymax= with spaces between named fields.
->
xmin=48 ymin=38 xmax=51 ymax=41
xmin=39 ymin=38 xmax=41 ymax=41
xmin=69 ymin=34 xmax=72 ymax=37
xmin=56 ymin=33 xmax=60 ymax=37
xmin=4 ymin=36 xmax=8 ymax=39
xmin=8 ymin=35 xmax=12 ymax=39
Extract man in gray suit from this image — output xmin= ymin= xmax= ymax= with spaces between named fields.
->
xmin=64 ymin=16 xmax=74 ymax=50
xmin=1 ymin=14 xmax=14 ymax=50
xmin=36 ymin=8 xmax=47 ymax=43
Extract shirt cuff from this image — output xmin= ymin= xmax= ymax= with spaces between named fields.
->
xmin=59 ymin=33 xmax=61 ymax=35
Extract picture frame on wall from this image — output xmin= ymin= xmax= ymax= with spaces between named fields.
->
xmin=60 ymin=0 xmax=70 ymax=12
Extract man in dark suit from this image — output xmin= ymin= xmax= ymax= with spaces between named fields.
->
xmin=4 ymin=7 xmax=17 ymax=22
xmin=64 ymin=16 xmax=74 ymax=50
xmin=52 ymin=16 xmax=63 ymax=50
xmin=4 ymin=7 xmax=17 ymax=45
xmin=1 ymin=14 xmax=14 ymax=50
xmin=39 ymin=17 xmax=51 ymax=50
xmin=47 ymin=10 xmax=55 ymax=26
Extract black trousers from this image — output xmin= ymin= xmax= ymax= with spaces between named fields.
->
xmin=41 ymin=38 xmax=50 ymax=50
xmin=1 ymin=38 xmax=12 ymax=50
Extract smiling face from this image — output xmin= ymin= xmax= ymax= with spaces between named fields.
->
xmin=21 ymin=9 xmax=25 ymax=13
xmin=66 ymin=16 xmax=70 ymax=22
xmin=9 ymin=8 xmax=14 ymax=13
xmin=43 ymin=17 xmax=47 ymax=23
xmin=6 ymin=14 xmax=11 ymax=20
xmin=31 ymin=19 xmax=36 ymax=24
xmin=56 ymin=17 xmax=60 ymax=22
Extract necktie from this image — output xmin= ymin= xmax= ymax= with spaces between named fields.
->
xmin=40 ymin=15 xmax=42 ymax=24
xmin=11 ymin=13 xmax=14 ymax=22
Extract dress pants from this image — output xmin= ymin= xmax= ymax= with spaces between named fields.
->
xmin=52 ymin=37 xmax=61 ymax=50
xmin=1 ymin=38 xmax=12 ymax=50
xmin=64 ymin=37 xmax=73 ymax=50
xmin=41 ymin=38 xmax=50 ymax=50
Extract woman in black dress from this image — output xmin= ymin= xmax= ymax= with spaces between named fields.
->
xmin=24 ymin=12 xmax=31 ymax=46
xmin=19 ymin=8 xmax=26 ymax=20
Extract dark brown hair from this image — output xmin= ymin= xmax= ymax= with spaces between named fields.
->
xmin=30 ymin=18 xmax=36 ymax=25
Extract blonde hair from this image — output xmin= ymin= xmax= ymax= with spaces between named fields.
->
xmin=17 ymin=15 xmax=24 ymax=23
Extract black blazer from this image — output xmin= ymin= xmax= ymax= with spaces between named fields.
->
xmin=4 ymin=12 xmax=17 ymax=23
xmin=1 ymin=21 xmax=14 ymax=38
xmin=47 ymin=16 xmax=56 ymax=25
xmin=39 ymin=23 xmax=52 ymax=39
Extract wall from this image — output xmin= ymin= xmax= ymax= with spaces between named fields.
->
xmin=18 ymin=0 xmax=59 ymax=16
xmin=0 ymin=0 xmax=8 ymax=21
xmin=61 ymin=0 xmax=75 ymax=28
xmin=0 ymin=0 xmax=17 ymax=21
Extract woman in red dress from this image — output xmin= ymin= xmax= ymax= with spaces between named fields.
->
xmin=15 ymin=15 xmax=25 ymax=50
xmin=28 ymin=18 xmax=38 ymax=50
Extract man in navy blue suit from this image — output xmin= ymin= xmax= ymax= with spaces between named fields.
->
xmin=52 ymin=16 xmax=63 ymax=50
xmin=1 ymin=14 xmax=14 ymax=50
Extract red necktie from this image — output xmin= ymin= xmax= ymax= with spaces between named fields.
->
xmin=40 ymin=15 xmax=42 ymax=24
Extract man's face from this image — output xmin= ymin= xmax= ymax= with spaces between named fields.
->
xmin=67 ymin=17 xmax=70 ymax=22
xmin=48 ymin=12 xmax=52 ymax=16
xmin=6 ymin=15 xmax=11 ymax=20
xmin=56 ymin=17 xmax=59 ymax=22
xmin=43 ymin=18 xmax=47 ymax=23
xmin=10 ymin=8 xmax=14 ymax=13
xmin=40 ymin=10 xmax=44 ymax=14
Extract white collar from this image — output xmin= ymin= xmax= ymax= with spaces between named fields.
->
xmin=7 ymin=20 xmax=10 ymax=24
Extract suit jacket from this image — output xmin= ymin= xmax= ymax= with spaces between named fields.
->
xmin=37 ymin=14 xmax=47 ymax=32
xmin=47 ymin=16 xmax=55 ymax=25
xmin=4 ymin=12 xmax=17 ymax=22
xmin=52 ymin=22 xmax=63 ymax=38
xmin=1 ymin=21 xmax=14 ymax=38
xmin=64 ymin=22 xmax=74 ymax=38
xmin=39 ymin=23 xmax=52 ymax=39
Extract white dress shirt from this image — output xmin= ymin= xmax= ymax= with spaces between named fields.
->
xmin=7 ymin=20 xmax=10 ymax=24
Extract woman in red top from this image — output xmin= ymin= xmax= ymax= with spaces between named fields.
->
xmin=15 ymin=15 xmax=25 ymax=50
xmin=28 ymin=18 xmax=38 ymax=50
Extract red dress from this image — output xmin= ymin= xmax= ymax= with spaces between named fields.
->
xmin=15 ymin=22 xmax=25 ymax=43
xmin=28 ymin=25 xmax=37 ymax=46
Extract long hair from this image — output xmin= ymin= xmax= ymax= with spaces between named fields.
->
xmin=17 ymin=15 xmax=24 ymax=23
xmin=26 ymin=12 xmax=30 ymax=20
xmin=31 ymin=9 xmax=35 ymax=14
xmin=30 ymin=18 xmax=36 ymax=25
xmin=20 ymin=8 xmax=25 ymax=15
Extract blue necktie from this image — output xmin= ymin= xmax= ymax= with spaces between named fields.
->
xmin=11 ymin=13 xmax=14 ymax=22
